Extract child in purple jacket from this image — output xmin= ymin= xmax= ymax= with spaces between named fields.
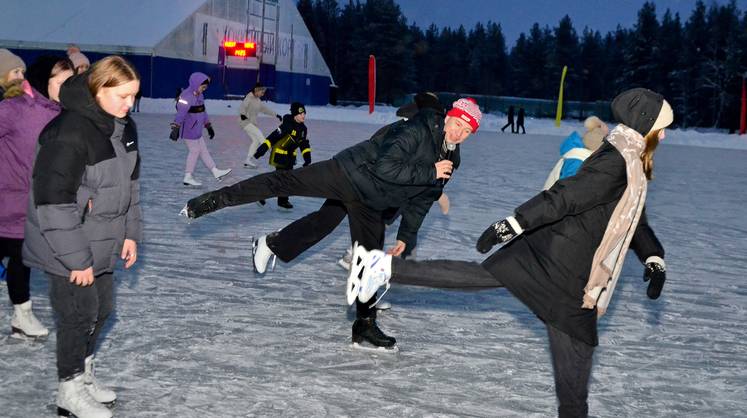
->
xmin=0 ymin=55 xmax=74 ymax=338
xmin=170 ymin=72 xmax=231 ymax=186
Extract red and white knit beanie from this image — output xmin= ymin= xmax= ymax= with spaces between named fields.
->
xmin=446 ymin=97 xmax=482 ymax=132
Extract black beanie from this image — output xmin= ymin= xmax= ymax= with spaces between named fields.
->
xmin=396 ymin=91 xmax=444 ymax=119
xmin=290 ymin=102 xmax=305 ymax=116
xmin=26 ymin=55 xmax=73 ymax=99
xmin=611 ymin=88 xmax=664 ymax=136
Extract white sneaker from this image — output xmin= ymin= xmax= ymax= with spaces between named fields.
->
xmin=337 ymin=246 xmax=353 ymax=271
xmin=84 ymin=356 xmax=116 ymax=404
xmin=57 ymin=374 xmax=112 ymax=418
xmin=211 ymin=167 xmax=232 ymax=180
xmin=11 ymin=300 xmax=48 ymax=338
xmin=183 ymin=173 xmax=202 ymax=186
xmin=243 ymin=158 xmax=258 ymax=168
xmin=353 ymin=244 xmax=392 ymax=305
xmin=252 ymin=235 xmax=276 ymax=274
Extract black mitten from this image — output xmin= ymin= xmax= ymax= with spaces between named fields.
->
xmin=476 ymin=216 xmax=522 ymax=254
xmin=644 ymin=258 xmax=666 ymax=299
xmin=240 ymin=114 xmax=247 ymax=121
xmin=169 ymin=123 xmax=180 ymax=141
xmin=206 ymin=123 xmax=215 ymax=139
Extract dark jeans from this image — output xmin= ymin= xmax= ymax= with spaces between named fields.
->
xmin=208 ymin=159 xmax=383 ymax=318
xmin=390 ymin=258 xmax=594 ymax=417
xmin=48 ymin=272 xmax=114 ymax=380
xmin=0 ymin=237 xmax=31 ymax=304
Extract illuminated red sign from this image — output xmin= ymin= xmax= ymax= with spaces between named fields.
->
xmin=222 ymin=40 xmax=256 ymax=58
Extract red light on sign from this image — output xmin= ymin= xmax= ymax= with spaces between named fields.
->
xmin=222 ymin=39 xmax=257 ymax=58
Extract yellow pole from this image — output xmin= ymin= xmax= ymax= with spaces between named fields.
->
xmin=555 ymin=65 xmax=568 ymax=127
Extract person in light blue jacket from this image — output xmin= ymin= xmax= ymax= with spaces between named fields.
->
xmin=543 ymin=116 xmax=608 ymax=189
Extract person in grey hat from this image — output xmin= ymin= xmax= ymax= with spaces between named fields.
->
xmin=0 ymin=49 xmax=26 ymax=100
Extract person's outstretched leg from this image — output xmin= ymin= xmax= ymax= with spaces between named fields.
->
xmin=391 ymin=257 xmax=502 ymax=289
xmin=546 ymin=324 xmax=594 ymax=418
xmin=185 ymin=159 xmax=355 ymax=219
xmin=267 ymin=199 xmax=348 ymax=262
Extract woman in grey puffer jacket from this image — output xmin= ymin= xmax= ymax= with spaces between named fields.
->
xmin=23 ymin=56 xmax=142 ymax=418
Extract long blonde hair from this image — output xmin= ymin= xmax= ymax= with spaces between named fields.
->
xmin=87 ymin=55 xmax=139 ymax=97
xmin=641 ymin=129 xmax=661 ymax=180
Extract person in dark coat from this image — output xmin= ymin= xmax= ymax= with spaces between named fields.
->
xmin=252 ymin=102 xmax=311 ymax=209
xmin=23 ymin=56 xmax=142 ymax=418
xmin=182 ymin=97 xmax=483 ymax=350
xmin=347 ymin=88 xmax=673 ymax=417
xmin=501 ymin=105 xmax=515 ymax=133
xmin=516 ymin=107 xmax=526 ymax=134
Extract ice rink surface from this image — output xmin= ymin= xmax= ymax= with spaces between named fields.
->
xmin=1 ymin=112 xmax=746 ymax=417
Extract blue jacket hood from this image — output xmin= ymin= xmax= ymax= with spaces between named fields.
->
xmin=559 ymin=131 xmax=584 ymax=155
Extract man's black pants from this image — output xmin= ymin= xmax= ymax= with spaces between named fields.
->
xmin=210 ymin=159 xmax=383 ymax=318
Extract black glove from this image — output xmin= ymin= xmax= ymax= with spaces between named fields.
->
xmin=169 ymin=123 xmax=180 ymax=141
xmin=276 ymin=114 xmax=283 ymax=122
xmin=240 ymin=114 xmax=247 ymax=121
xmin=476 ymin=217 xmax=521 ymax=254
xmin=643 ymin=260 xmax=666 ymax=299
xmin=206 ymin=123 xmax=215 ymax=139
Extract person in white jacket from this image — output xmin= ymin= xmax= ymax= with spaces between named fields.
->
xmin=239 ymin=83 xmax=281 ymax=168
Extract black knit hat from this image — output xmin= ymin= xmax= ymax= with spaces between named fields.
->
xmin=290 ymin=102 xmax=305 ymax=116
xmin=611 ymin=88 xmax=665 ymax=136
xmin=396 ymin=91 xmax=444 ymax=119
xmin=26 ymin=55 xmax=74 ymax=99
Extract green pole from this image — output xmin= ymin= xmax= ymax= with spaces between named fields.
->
xmin=555 ymin=65 xmax=568 ymax=127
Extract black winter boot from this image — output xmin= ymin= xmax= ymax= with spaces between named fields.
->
xmin=352 ymin=317 xmax=396 ymax=348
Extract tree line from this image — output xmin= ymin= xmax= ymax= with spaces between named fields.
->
xmin=298 ymin=0 xmax=747 ymax=129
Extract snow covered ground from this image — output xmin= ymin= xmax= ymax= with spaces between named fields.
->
xmin=1 ymin=107 xmax=746 ymax=417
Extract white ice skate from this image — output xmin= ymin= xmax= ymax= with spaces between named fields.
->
xmin=10 ymin=300 xmax=48 ymax=338
xmin=345 ymin=243 xmax=366 ymax=305
xmin=252 ymin=235 xmax=276 ymax=274
xmin=354 ymin=245 xmax=393 ymax=306
xmin=243 ymin=158 xmax=258 ymax=169
xmin=83 ymin=356 xmax=116 ymax=405
xmin=183 ymin=173 xmax=202 ymax=186
xmin=56 ymin=374 xmax=112 ymax=418
xmin=337 ymin=246 xmax=353 ymax=271
xmin=211 ymin=167 xmax=232 ymax=181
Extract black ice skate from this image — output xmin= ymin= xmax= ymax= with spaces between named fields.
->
xmin=277 ymin=198 xmax=293 ymax=209
xmin=184 ymin=191 xmax=222 ymax=219
xmin=352 ymin=317 xmax=397 ymax=352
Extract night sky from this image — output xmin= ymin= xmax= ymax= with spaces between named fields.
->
xmin=395 ymin=0 xmax=747 ymax=45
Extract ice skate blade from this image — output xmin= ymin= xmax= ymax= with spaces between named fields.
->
xmin=351 ymin=342 xmax=398 ymax=353
xmin=375 ymin=301 xmax=392 ymax=311
xmin=10 ymin=327 xmax=47 ymax=340
xmin=337 ymin=258 xmax=351 ymax=271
